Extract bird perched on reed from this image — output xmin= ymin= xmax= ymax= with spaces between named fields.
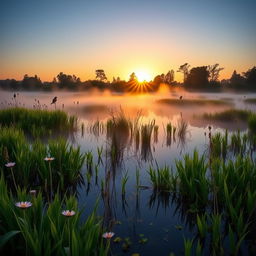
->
xmin=51 ymin=96 xmax=57 ymax=104
xmin=51 ymin=96 xmax=57 ymax=109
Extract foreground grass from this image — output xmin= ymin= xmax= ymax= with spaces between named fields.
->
xmin=0 ymin=107 xmax=77 ymax=137
xmin=156 ymin=98 xmax=233 ymax=106
xmin=149 ymin=150 xmax=256 ymax=255
xmin=0 ymin=127 xmax=85 ymax=193
xmin=0 ymin=176 xmax=109 ymax=256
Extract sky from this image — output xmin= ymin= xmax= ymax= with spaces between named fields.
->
xmin=1 ymin=0 xmax=255 ymax=82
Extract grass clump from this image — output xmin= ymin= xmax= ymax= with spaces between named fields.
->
xmin=156 ymin=98 xmax=233 ymax=107
xmin=244 ymin=98 xmax=256 ymax=104
xmin=210 ymin=131 xmax=228 ymax=159
xmin=148 ymin=166 xmax=174 ymax=192
xmin=0 ymin=107 xmax=77 ymax=137
xmin=0 ymin=127 xmax=85 ymax=193
xmin=141 ymin=121 xmax=155 ymax=161
xmin=176 ymin=150 xmax=208 ymax=206
xmin=248 ymin=114 xmax=256 ymax=132
xmin=0 ymin=175 xmax=109 ymax=256
xmin=202 ymin=109 xmax=252 ymax=122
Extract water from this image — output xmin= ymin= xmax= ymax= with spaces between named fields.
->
xmin=1 ymin=89 xmax=256 ymax=255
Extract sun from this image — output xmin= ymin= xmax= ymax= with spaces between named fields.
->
xmin=135 ymin=70 xmax=152 ymax=82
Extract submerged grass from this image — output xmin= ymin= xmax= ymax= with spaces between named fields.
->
xmin=0 ymin=107 xmax=77 ymax=137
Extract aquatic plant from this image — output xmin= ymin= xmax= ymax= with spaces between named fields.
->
xmin=183 ymin=238 xmax=193 ymax=256
xmin=0 ymin=107 xmax=77 ymax=137
xmin=166 ymin=122 xmax=172 ymax=146
xmin=121 ymin=171 xmax=129 ymax=195
xmin=0 ymin=128 xmax=85 ymax=193
xmin=140 ymin=120 xmax=155 ymax=161
xmin=148 ymin=166 xmax=173 ymax=192
xmin=153 ymin=125 xmax=159 ymax=143
xmin=203 ymin=109 xmax=252 ymax=122
xmin=210 ymin=131 xmax=228 ymax=159
xmin=248 ymin=113 xmax=256 ymax=132
xmin=0 ymin=176 xmax=109 ymax=255
xmin=196 ymin=214 xmax=207 ymax=239
xmin=157 ymin=98 xmax=232 ymax=106
xmin=89 ymin=119 xmax=104 ymax=137
xmin=102 ymin=232 xmax=115 ymax=239
xmin=175 ymin=151 xmax=208 ymax=206
xmin=244 ymin=98 xmax=256 ymax=104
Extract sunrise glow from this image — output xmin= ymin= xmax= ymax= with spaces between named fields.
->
xmin=135 ymin=70 xmax=152 ymax=82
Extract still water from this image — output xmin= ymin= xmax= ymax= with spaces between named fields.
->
xmin=1 ymin=89 xmax=256 ymax=255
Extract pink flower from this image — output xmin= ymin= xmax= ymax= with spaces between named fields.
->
xmin=102 ymin=232 xmax=115 ymax=239
xmin=15 ymin=201 xmax=32 ymax=209
xmin=44 ymin=157 xmax=55 ymax=161
xmin=5 ymin=162 xmax=16 ymax=168
xmin=61 ymin=210 xmax=76 ymax=217
xmin=29 ymin=190 xmax=37 ymax=196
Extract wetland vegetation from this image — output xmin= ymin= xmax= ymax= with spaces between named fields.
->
xmin=0 ymin=91 xmax=256 ymax=256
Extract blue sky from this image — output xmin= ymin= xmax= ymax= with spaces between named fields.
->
xmin=1 ymin=0 xmax=255 ymax=81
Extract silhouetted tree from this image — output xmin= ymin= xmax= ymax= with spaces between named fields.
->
xmin=56 ymin=72 xmax=80 ymax=87
xmin=95 ymin=69 xmax=107 ymax=81
xmin=22 ymin=74 xmax=42 ymax=89
xmin=177 ymin=63 xmax=190 ymax=83
xmin=129 ymin=72 xmax=137 ymax=82
xmin=208 ymin=64 xmax=224 ymax=82
xmin=185 ymin=66 xmax=209 ymax=87
xmin=230 ymin=70 xmax=245 ymax=86
xmin=243 ymin=66 xmax=256 ymax=86
xmin=165 ymin=70 xmax=175 ymax=84
xmin=153 ymin=75 xmax=163 ymax=85
xmin=52 ymin=77 xmax=57 ymax=84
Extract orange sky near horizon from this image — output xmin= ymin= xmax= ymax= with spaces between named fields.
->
xmin=1 ymin=1 xmax=255 ymax=83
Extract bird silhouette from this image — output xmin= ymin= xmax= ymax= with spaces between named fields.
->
xmin=51 ymin=97 xmax=57 ymax=104
xmin=179 ymin=96 xmax=183 ymax=100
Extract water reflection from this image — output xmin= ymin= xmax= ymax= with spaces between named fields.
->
xmin=2 ymin=90 xmax=256 ymax=255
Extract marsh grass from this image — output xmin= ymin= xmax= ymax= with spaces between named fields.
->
xmin=153 ymin=125 xmax=159 ymax=143
xmin=176 ymin=118 xmax=190 ymax=150
xmin=203 ymin=109 xmax=252 ymax=122
xmin=176 ymin=151 xmax=208 ymax=207
xmin=121 ymin=171 xmax=129 ymax=195
xmin=140 ymin=120 xmax=155 ymax=161
xmin=244 ymin=98 xmax=256 ymax=104
xmin=248 ymin=114 xmax=256 ymax=132
xmin=149 ymin=166 xmax=172 ymax=192
xmin=0 ymin=107 xmax=77 ymax=137
xmin=157 ymin=98 xmax=233 ymax=107
xmin=0 ymin=175 xmax=109 ymax=255
xmin=177 ymin=118 xmax=189 ymax=139
xmin=89 ymin=119 xmax=104 ymax=137
xmin=0 ymin=127 xmax=85 ymax=193
xmin=210 ymin=131 xmax=228 ymax=159
xmin=166 ymin=122 xmax=173 ymax=146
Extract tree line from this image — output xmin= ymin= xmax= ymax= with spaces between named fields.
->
xmin=0 ymin=64 xmax=255 ymax=92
